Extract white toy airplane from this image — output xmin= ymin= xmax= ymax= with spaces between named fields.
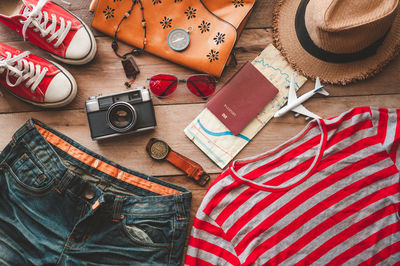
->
xmin=274 ymin=73 xmax=329 ymax=120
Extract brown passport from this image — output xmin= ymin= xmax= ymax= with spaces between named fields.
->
xmin=206 ymin=61 xmax=279 ymax=135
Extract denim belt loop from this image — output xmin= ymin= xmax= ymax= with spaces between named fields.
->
xmin=55 ymin=169 xmax=75 ymax=194
xmin=112 ymin=196 xmax=124 ymax=222
xmin=174 ymin=194 xmax=187 ymax=221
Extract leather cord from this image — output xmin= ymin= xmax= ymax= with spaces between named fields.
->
xmin=112 ymin=0 xmax=146 ymax=59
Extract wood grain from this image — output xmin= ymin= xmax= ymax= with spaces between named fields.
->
xmin=1 ymin=28 xmax=400 ymax=114
xmin=0 ymin=1 xmax=400 ymax=263
xmin=246 ymin=0 xmax=276 ymax=29
xmin=0 ymin=28 xmax=273 ymax=113
xmin=2 ymin=93 xmax=400 ymax=175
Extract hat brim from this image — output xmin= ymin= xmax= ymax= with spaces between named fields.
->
xmin=272 ymin=0 xmax=400 ymax=85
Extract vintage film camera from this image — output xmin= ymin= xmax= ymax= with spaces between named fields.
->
xmin=85 ymin=87 xmax=156 ymax=140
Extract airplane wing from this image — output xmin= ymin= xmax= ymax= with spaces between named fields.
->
xmin=292 ymin=104 xmax=321 ymax=119
xmin=287 ymin=73 xmax=297 ymax=104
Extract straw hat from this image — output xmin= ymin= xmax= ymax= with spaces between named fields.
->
xmin=273 ymin=0 xmax=400 ymax=85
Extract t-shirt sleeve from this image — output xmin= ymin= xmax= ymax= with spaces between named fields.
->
xmin=371 ymin=107 xmax=400 ymax=169
xmin=185 ymin=211 xmax=240 ymax=266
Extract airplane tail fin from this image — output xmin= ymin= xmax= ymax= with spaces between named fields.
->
xmin=314 ymin=77 xmax=329 ymax=96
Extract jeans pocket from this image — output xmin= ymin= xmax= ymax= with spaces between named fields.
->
xmin=5 ymin=153 xmax=53 ymax=194
xmin=120 ymin=214 xmax=174 ymax=249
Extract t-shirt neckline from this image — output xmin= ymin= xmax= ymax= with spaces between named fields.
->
xmin=229 ymin=118 xmax=328 ymax=192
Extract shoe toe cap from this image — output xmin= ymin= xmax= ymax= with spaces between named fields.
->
xmin=65 ymin=27 xmax=93 ymax=60
xmin=44 ymin=72 xmax=75 ymax=103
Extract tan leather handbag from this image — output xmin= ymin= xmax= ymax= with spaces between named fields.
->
xmin=89 ymin=0 xmax=256 ymax=77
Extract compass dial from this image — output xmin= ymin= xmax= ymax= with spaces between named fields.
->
xmin=167 ymin=28 xmax=190 ymax=52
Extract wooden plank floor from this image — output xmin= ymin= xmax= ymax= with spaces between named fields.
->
xmin=1 ymin=0 xmax=400 ymax=260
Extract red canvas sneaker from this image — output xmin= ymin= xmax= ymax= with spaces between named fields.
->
xmin=0 ymin=0 xmax=97 ymax=65
xmin=0 ymin=42 xmax=77 ymax=108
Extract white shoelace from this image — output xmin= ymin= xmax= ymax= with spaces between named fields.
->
xmin=20 ymin=0 xmax=72 ymax=48
xmin=0 ymin=51 xmax=48 ymax=93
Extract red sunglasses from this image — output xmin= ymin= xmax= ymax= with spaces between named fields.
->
xmin=147 ymin=74 xmax=217 ymax=99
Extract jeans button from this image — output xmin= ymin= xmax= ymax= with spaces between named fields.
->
xmin=84 ymin=187 xmax=95 ymax=200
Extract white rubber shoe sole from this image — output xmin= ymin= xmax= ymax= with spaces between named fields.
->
xmin=49 ymin=11 xmax=97 ymax=65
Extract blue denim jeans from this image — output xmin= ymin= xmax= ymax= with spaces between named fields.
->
xmin=0 ymin=119 xmax=191 ymax=265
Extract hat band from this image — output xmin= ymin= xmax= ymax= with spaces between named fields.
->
xmin=295 ymin=0 xmax=388 ymax=63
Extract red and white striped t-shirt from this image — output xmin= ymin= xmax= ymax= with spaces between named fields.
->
xmin=185 ymin=107 xmax=400 ymax=265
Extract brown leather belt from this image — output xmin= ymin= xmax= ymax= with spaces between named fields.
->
xmin=146 ymin=138 xmax=210 ymax=186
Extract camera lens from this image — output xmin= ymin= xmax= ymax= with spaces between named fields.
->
xmin=106 ymin=102 xmax=137 ymax=133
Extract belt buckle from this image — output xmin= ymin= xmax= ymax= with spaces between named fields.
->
xmin=195 ymin=173 xmax=210 ymax=187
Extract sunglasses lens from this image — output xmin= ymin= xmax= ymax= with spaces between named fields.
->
xmin=149 ymin=74 xmax=178 ymax=98
xmin=187 ymin=75 xmax=216 ymax=99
